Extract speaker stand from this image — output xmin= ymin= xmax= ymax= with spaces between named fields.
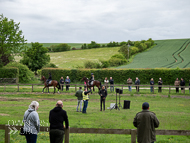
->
xmin=110 ymin=92 xmax=120 ymax=111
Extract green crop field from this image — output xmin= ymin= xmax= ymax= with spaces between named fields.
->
xmin=0 ymin=94 xmax=190 ymax=143
xmin=118 ymin=39 xmax=190 ymax=68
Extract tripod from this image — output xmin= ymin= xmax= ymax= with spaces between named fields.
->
xmin=110 ymin=92 xmax=120 ymax=110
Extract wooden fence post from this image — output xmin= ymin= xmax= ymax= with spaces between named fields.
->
xmin=122 ymin=86 xmax=123 ymax=91
xmin=75 ymin=85 xmax=77 ymax=91
xmin=169 ymin=85 xmax=171 ymax=94
xmin=184 ymin=87 xmax=185 ymax=94
xmin=64 ymin=127 xmax=70 ymax=143
xmin=32 ymin=84 xmax=33 ymax=92
xmin=5 ymin=125 xmax=10 ymax=143
xmin=153 ymin=85 xmax=154 ymax=94
xmin=4 ymin=84 xmax=6 ymax=92
xmin=131 ymin=129 xmax=136 ymax=143
xmin=17 ymin=84 xmax=19 ymax=92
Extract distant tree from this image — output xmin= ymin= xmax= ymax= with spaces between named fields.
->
xmin=20 ymin=42 xmax=50 ymax=74
xmin=0 ymin=14 xmax=27 ymax=67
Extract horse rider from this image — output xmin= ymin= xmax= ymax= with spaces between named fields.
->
xmin=46 ymin=73 xmax=52 ymax=87
xmin=89 ymin=73 xmax=94 ymax=86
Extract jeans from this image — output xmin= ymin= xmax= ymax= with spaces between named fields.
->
xmin=66 ymin=85 xmax=69 ymax=91
xmin=25 ymin=134 xmax=37 ymax=143
xmin=150 ymin=86 xmax=153 ymax=92
xmin=77 ymin=100 xmax=83 ymax=112
xmin=82 ymin=100 xmax=88 ymax=113
xmin=100 ymin=98 xmax=105 ymax=111
xmin=50 ymin=129 xmax=64 ymax=143
xmin=136 ymin=86 xmax=139 ymax=92
xmin=110 ymin=86 xmax=114 ymax=92
xmin=128 ymin=86 xmax=132 ymax=92
xmin=176 ymin=87 xmax=179 ymax=93
xmin=158 ymin=87 xmax=162 ymax=92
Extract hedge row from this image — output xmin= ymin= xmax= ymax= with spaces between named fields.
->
xmin=41 ymin=68 xmax=190 ymax=85
xmin=0 ymin=67 xmax=19 ymax=83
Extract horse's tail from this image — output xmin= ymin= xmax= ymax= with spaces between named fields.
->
xmin=57 ymin=82 xmax=61 ymax=89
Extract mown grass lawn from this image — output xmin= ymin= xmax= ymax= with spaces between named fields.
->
xmin=0 ymin=93 xmax=190 ymax=143
xmin=15 ymin=47 xmax=120 ymax=69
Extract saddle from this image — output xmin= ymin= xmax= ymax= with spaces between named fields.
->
xmin=47 ymin=80 xmax=52 ymax=85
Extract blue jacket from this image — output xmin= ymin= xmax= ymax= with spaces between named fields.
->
xmin=65 ymin=79 xmax=70 ymax=84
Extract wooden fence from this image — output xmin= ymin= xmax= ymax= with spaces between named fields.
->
xmin=0 ymin=83 xmax=189 ymax=94
xmin=0 ymin=124 xmax=190 ymax=143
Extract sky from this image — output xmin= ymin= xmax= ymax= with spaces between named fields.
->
xmin=1 ymin=0 xmax=190 ymax=43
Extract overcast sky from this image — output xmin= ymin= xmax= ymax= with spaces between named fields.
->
xmin=1 ymin=0 xmax=190 ymax=43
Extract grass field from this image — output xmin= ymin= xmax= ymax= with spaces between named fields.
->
xmin=0 ymin=93 xmax=190 ymax=143
xmin=118 ymin=39 xmax=190 ymax=68
xmin=15 ymin=47 xmax=120 ymax=68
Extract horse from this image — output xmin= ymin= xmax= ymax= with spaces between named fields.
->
xmin=81 ymin=76 xmax=101 ymax=92
xmin=41 ymin=76 xmax=61 ymax=94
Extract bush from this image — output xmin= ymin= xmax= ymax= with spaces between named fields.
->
xmin=107 ymin=41 xmax=119 ymax=47
xmin=111 ymin=54 xmax=126 ymax=59
xmin=41 ymin=68 xmax=190 ymax=85
xmin=134 ymin=41 xmax=141 ymax=47
xmin=52 ymin=44 xmax=71 ymax=52
xmin=145 ymin=42 xmax=151 ymax=48
xmin=0 ymin=67 xmax=19 ymax=82
xmin=138 ymin=43 xmax=147 ymax=52
xmin=81 ymin=43 xmax=87 ymax=49
xmin=130 ymin=47 xmax=139 ymax=55
xmin=99 ymin=60 xmax=109 ymax=68
xmin=120 ymin=41 xmax=127 ymax=46
xmin=84 ymin=61 xmax=102 ymax=69
xmin=72 ymin=47 xmax=76 ymax=50
xmin=109 ymin=58 xmax=127 ymax=67
xmin=5 ymin=62 xmax=34 ymax=83
xmin=87 ymin=41 xmax=101 ymax=49
xmin=101 ymin=44 xmax=106 ymax=47
xmin=118 ymin=45 xmax=129 ymax=58
xmin=43 ymin=63 xmax=58 ymax=68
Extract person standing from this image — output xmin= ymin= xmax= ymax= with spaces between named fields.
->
xmin=158 ymin=78 xmax=163 ymax=92
xmin=60 ymin=77 xmax=64 ymax=91
xmin=49 ymin=100 xmax=69 ymax=143
xmin=127 ymin=77 xmax=132 ymax=92
xmin=99 ymin=86 xmax=107 ymax=111
xmin=180 ymin=78 xmax=185 ymax=93
xmin=150 ymin=78 xmax=154 ymax=93
xmin=65 ymin=76 xmax=71 ymax=91
xmin=133 ymin=102 xmax=159 ymax=143
xmin=135 ymin=77 xmax=140 ymax=92
xmin=104 ymin=77 xmax=109 ymax=89
xmin=174 ymin=78 xmax=180 ymax=93
xmin=109 ymin=77 xmax=114 ymax=92
xmin=23 ymin=101 xmax=40 ymax=143
xmin=75 ymin=87 xmax=83 ymax=112
xmin=82 ymin=88 xmax=91 ymax=114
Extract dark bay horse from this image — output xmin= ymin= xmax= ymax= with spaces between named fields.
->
xmin=41 ymin=76 xmax=61 ymax=94
xmin=81 ymin=76 xmax=101 ymax=92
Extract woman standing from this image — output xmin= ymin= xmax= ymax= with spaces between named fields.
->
xmin=23 ymin=101 xmax=40 ymax=143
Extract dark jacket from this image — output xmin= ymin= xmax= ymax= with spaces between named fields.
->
xmin=49 ymin=107 xmax=69 ymax=130
xmin=99 ymin=89 xmax=107 ymax=99
xmin=60 ymin=79 xmax=64 ymax=84
xmin=133 ymin=110 xmax=159 ymax=143
xmin=48 ymin=74 xmax=52 ymax=80
xmin=180 ymin=80 xmax=185 ymax=86
xmin=109 ymin=79 xmax=114 ymax=85
xmin=158 ymin=80 xmax=163 ymax=85
xmin=150 ymin=80 xmax=154 ymax=85
xmin=75 ymin=89 xmax=83 ymax=100
xmin=135 ymin=79 xmax=140 ymax=85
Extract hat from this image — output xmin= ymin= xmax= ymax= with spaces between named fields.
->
xmin=142 ymin=102 xmax=149 ymax=109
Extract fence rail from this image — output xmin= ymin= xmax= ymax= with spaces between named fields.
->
xmin=0 ymin=83 xmax=189 ymax=94
xmin=0 ymin=125 xmax=190 ymax=143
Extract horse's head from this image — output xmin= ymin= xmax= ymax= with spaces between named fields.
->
xmin=40 ymin=76 xmax=45 ymax=81
xmin=81 ymin=76 xmax=87 ymax=81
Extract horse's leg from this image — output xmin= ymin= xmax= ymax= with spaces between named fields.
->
xmin=42 ymin=87 xmax=45 ymax=93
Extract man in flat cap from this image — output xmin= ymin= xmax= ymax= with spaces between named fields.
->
xmin=133 ymin=102 xmax=159 ymax=143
